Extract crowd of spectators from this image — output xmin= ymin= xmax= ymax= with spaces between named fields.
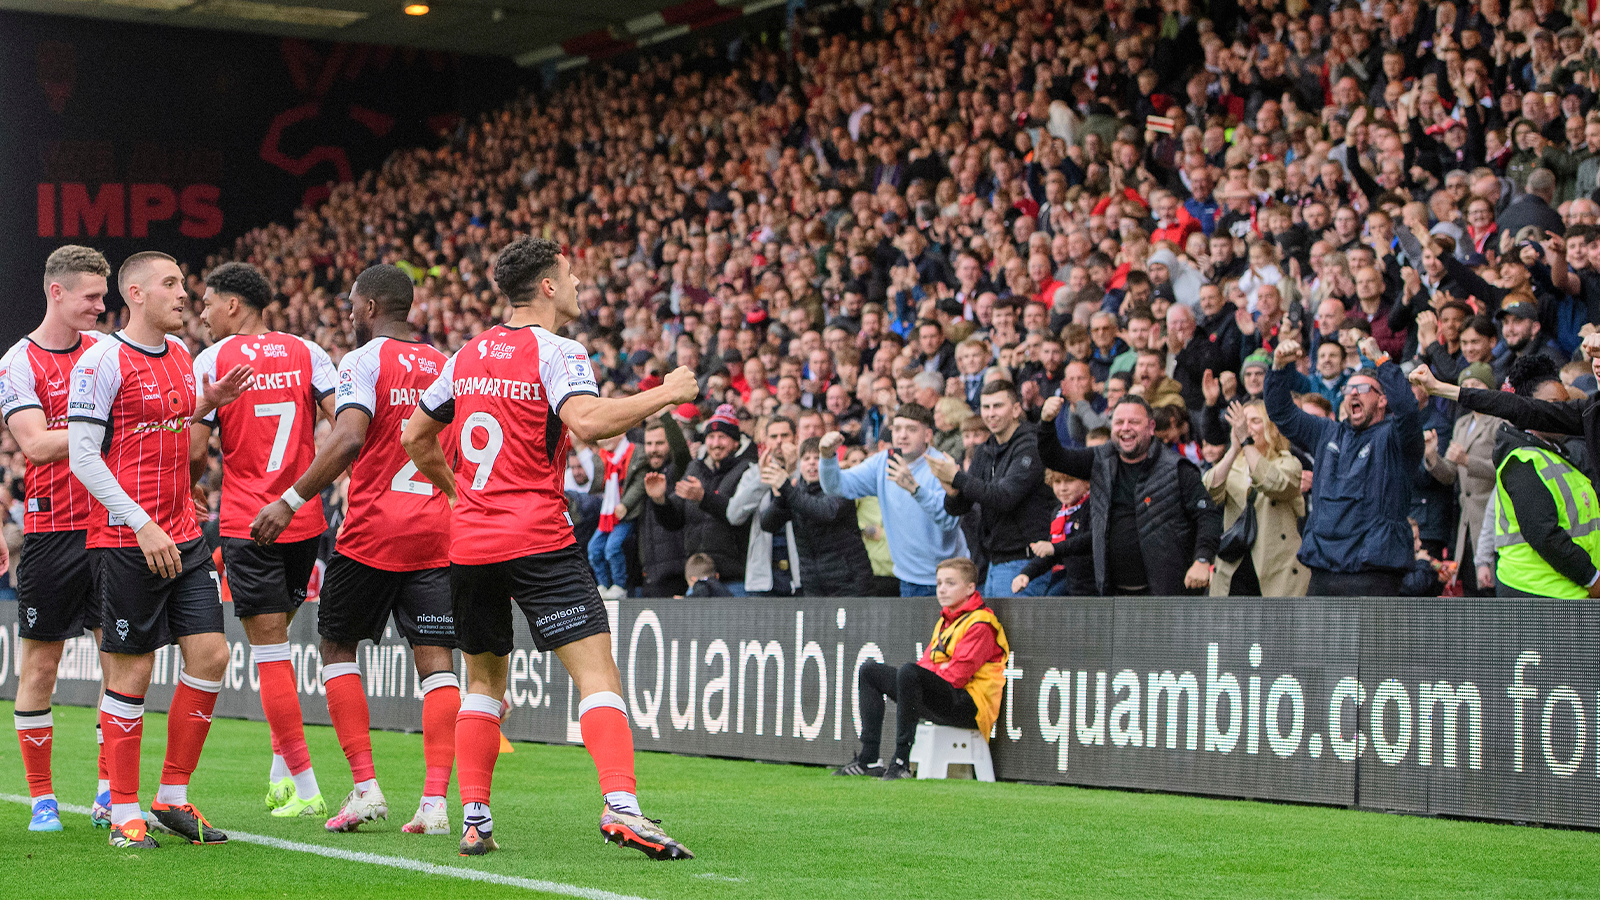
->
xmin=11 ymin=0 xmax=1600 ymax=599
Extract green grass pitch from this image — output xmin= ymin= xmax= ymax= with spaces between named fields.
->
xmin=2 ymin=703 xmax=1598 ymax=898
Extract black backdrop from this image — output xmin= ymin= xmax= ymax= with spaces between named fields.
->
xmin=3 ymin=596 xmax=1599 ymax=829
xmin=0 ymin=9 xmax=522 ymax=348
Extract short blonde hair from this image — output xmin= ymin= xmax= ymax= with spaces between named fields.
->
xmin=937 ymin=556 xmax=978 ymax=588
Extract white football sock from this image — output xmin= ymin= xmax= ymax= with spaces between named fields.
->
xmin=462 ymin=801 xmax=492 ymax=831
xmin=604 ymin=791 xmax=642 ymax=815
xmin=155 ymin=783 xmax=188 ymax=806
xmin=111 ymin=802 xmax=142 ymax=827
xmin=97 ymin=778 xmax=110 ymax=795
xmin=356 ymin=778 xmax=379 ymax=795
xmin=291 ymin=767 xmax=320 ymax=801
xmin=270 ymin=754 xmax=290 ymax=781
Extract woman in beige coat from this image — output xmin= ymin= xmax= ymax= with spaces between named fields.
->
xmin=1204 ymin=400 xmax=1312 ymax=597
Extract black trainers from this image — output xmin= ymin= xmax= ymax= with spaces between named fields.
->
xmin=880 ymin=759 xmax=914 ymax=780
xmin=832 ymin=757 xmax=886 ymax=777
xmin=150 ymin=802 xmax=228 ymax=844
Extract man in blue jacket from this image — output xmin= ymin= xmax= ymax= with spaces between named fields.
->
xmin=1265 ymin=336 xmax=1424 ymax=596
xmin=819 ymin=403 xmax=968 ymax=596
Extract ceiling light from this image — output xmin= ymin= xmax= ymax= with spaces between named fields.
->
xmin=404 ymin=3 xmax=429 ymax=14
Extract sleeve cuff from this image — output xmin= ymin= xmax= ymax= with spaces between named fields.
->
xmin=419 ymin=400 xmax=454 ymax=423
xmin=335 ymin=402 xmax=374 ymax=420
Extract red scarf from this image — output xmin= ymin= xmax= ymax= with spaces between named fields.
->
xmin=1049 ymin=491 xmax=1088 ymax=573
xmin=597 ymin=438 xmax=634 ymax=532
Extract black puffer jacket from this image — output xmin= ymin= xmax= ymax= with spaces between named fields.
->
xmin=654 ymin=452 xmax=753 ymax=582
xmin=760 ymin=477 xmax=872 ymax=597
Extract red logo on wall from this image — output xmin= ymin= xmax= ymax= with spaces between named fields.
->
xmin=36 ymin=183 xmax=222 ymax=239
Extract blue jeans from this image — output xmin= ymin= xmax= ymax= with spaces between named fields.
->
xmin=983 ymin=559 xmax=1030 ymax=597
xmin=1020 ymin=569 xmax=1060 ymax=596
xmin=586 ymin=521 xmax=633 ymax=588
xmin=898 ymin=580 xmax=936 ymax=597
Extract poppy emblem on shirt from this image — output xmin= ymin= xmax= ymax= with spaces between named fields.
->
xmin=166 ymin=387 xmax=184 ymax=413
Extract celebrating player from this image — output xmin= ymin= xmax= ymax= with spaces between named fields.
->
xmin=189 ymin=262 xmax=335 ymax=819
xmin=1 ymin=245 xmax=109 ymax=832
xmin=250 ymin=264 xmax=460 ymax=836
xmin=67 ymin=251 xmax=248 ymax=849
xmin=402 ymin=237 xmax=697 ymax=859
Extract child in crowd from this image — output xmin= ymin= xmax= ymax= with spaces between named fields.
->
xmin=1012 ymin=471 xmax=1094 ymax=596
xmin=683 ymin=553 xmax=731 ymax=598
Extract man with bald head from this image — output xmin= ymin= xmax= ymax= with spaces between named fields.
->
xmin=1499 ymin=168 xmax=1567 ymax=237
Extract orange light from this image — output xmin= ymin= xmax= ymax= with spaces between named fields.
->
xmin=403 ymin=3 xmax=429 ymax=14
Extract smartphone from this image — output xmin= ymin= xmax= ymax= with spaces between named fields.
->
xmin=888 ymin=448 xmax=902 ymax=463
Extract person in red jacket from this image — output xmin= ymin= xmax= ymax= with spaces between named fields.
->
xmin=833 ymin=557 xmax=1010 ymax=780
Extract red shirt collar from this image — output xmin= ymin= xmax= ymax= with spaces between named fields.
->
xmin=940 ymin=590 xmax=986 ymax=622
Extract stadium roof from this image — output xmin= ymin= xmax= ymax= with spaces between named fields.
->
xmin=0 ymin=0 xmax=783 ymax=63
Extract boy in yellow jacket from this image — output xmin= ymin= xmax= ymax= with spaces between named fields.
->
xmin=834 ymin=557 xmax=1010 ymax=780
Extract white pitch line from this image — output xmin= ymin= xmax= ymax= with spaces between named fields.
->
xmin=2 ymin=793 xmax=652 ymax=900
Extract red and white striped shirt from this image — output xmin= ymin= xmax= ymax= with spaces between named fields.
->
xmin=1 ymin=333 xmax=101 ymax=532
xmin=68 ymin=333 xmax=201 ymax=549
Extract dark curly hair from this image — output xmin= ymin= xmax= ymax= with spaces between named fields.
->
xmin=205 ymin=261 xmax=273 ymax=311
xmin=1509 ymin=355 xmax=1561 ymax=397
xmin=493 ymin=237 xmax=561 ymax=307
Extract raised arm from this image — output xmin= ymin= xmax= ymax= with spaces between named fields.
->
xmin=1264 ymin=341 xmax=1334 ymax=453
xmin=818 ymin=432 xmax=880 ymax=499
xmin=661 ymin=412 xmax=691 ymax=474
xmin=1035 ymin=397 xmax=1097 ymax=477
xmin=559 ymin=367 xmax=699 ymax=442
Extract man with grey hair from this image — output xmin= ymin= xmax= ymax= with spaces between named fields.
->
xmin=1566 ymin=197 xmax=1600 ymax=227
xmin=1498 ymin=168 xmax=1566 ymax=236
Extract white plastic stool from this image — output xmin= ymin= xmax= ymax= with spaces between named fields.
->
xmin=908 ymin=723 xmax=995 ymax=781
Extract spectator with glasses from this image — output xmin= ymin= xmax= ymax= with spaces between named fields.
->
xmin=1266 ymin=337 xmax=1424 ymax=596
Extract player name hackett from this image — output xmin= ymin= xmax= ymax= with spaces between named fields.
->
xmin=247 ymin=369 xmax=306 ymax=391
xmin=453 ymin=376 xmax=540 ymax=401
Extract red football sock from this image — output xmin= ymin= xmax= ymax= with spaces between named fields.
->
xmin=456 ymin=693 xmax=502 ymax=806
xmin=256 ymin=657 xmax=312 ymax=774
xmin=161 ymin=673 xmax=221 ymax=788
xmin=578 ymin=693 xmax=636 ymax=796
xmin=14 ymin=709 xmax=53 ymax=798
xmin=421 ymin=673 xmax=460 ymax=797
xmin=99 ymin=693 xmax=145 ymax=806
xmin=322 ymin=664 xmax=375 ymax=783
xmin=98 ymin=723 xmax=109 ymax=782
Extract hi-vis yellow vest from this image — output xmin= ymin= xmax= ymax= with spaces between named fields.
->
xmin=1494 ymin=445 xmax=1600 ymax=599
xmin=928 ymin=605 xmax=1010 ymax=739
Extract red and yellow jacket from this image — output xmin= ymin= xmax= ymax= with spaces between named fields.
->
xmin=917 ymin=591 xmax=1010 ymax=739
